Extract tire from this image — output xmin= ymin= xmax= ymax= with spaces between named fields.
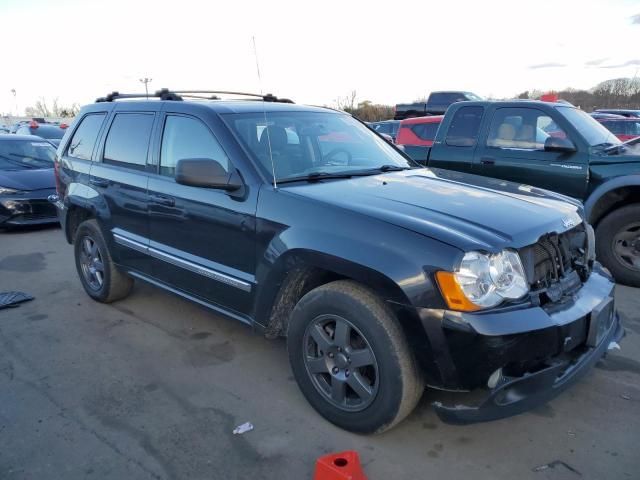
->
xmin=287 ymin=280 xmax=424 ymax=434
xmin=595 ymin=203 xmax=640 ymax=288
xmin=74 ymin=219 xmax=133 ymax=302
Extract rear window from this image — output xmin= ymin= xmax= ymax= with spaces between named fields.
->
xmin=0 ymin=139 xmax=56 ymax=170
xmin=445 ymin=106 xmax=484 ymax=147
xmin=103 ymin=113 xmax=154 ymax=170
xmin=33 ymin=125 xmax=65 ymax=139
xmin=429 ymin=92 xmax=467 ymax=105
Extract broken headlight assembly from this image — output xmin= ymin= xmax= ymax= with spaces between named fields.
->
xmin=436 ymin=250 xmax=529 ymax=312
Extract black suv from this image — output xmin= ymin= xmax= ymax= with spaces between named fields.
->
xmin=52 ymin=90 xmax=623 ymax=433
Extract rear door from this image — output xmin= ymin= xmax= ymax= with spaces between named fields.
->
xmin=146 ymin=110 xmax=257 ymax=317
xmin=473 ymin=107 xmax=588 ymax=198
xmin=89 ymin=105 xmax=159 ymax=272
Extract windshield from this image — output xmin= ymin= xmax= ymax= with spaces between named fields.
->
xmin=0 ymin=140 xmax=56 ymax=170
xmin=556 ymin=106 xmax=620 ymax=147
xmin=223 ymin=111 xmax=413 ymax=183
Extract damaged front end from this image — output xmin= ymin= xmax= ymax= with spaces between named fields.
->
xmin=415 ymin=223 xmax=624 ymax=424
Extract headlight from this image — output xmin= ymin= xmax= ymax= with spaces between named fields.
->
xmin=436 ymin=250 xmax=529 ymax=311
xmin=0 ymin=186 xmax=19 ymax=195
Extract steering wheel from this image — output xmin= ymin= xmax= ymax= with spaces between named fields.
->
xmin=323 ymin=148 xmax=352 ymax=165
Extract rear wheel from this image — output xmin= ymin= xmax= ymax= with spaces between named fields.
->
xmin=287 ymin=280 xmax=424 ymax=434
xmin=74 ymin=219 xmax=133 ymax=302
xmin=596 ymin=204 xmax=640 ymax=287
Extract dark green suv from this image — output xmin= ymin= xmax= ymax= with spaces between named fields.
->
xmin=406 ymin=100 xmax=640 ymax=286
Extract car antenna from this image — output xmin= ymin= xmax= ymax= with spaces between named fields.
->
xmin=252 ymin=36 xmax=277 ymax=189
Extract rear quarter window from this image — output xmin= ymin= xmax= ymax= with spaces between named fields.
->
xmin=67 ymin=113 xmax=107 ymax=161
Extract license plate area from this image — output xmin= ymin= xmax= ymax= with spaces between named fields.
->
xmin=586 ymin=297 xmax=614 ymax=347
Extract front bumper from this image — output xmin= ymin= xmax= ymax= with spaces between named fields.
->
xmin=414 ymin=265 xmax=624 ymax=424
xmin=0 ymin=189 xmax=58 ymax=226
xmin=434 ymin=312 xmax=623 ymax=424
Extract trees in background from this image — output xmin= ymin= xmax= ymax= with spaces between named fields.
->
xmin=334 ymin=91 xmax=394 ymax=122
xmin=516 ymin=77 xmax=640 ymax=111
xmin=24 ymin=97 xmax=80 ymax=118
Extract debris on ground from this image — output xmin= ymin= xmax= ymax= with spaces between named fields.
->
xmin=0 ymin=292 xmax=34 ymax=310
xmin=621 ymin=394 xmax=631 ymax=400
xmin=233 ymin=422 xmax=254 ymax=435
xmin=532 ymin=460 xmax=582 ymax=476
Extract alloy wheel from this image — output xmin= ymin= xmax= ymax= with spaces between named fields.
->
xmin=302 ymin=314 xmax=379 ymax=412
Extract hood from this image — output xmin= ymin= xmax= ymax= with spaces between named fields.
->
xmin=283 ymin=168 xmax=583 ymax=252
xmin=0 ymin=168 xmax=55 ymax=191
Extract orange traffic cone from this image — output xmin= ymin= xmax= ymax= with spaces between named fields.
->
xmin=313 ymin=451 xmax=368 ymax=480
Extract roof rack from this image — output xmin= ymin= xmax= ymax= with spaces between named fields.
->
xmin=95 ymin=88 xmax=293 ymax=103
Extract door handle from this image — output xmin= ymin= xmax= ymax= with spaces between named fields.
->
xmin=480 ymin=157 xmax=496 ymax=165
xmin=89 ymin=178 xmax=109 ymax=187
xmin=150 ymin=194 xmax=175 ymax=207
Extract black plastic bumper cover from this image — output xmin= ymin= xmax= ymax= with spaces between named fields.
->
xmin=433 ymin=312 xmax=624 ymax=425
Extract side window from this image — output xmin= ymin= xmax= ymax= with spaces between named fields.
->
xmin=487 ymin=108 xmax=558 ymax=150
xmin=160 ymin=115 xmax=229 ymax=177
xmin=67 ymin=113 xmax=106 ymax=160
xmin=411 ymin=122 xmax=440 ymax=141
xmin=103 ymin=113 xmax=154 ymax=170
xmin=445 ymin=106 xmax=483 ymax=147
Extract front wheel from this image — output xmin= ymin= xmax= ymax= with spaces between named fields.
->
xmin=287 ymin=280 xmax=424 ymax=434
xmin=595 ymin=203 xmax=640 ymax=287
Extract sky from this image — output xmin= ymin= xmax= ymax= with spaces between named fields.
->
xmin=1 ymin=0 xmax=639 ymax=115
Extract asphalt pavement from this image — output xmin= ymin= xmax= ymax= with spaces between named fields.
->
xmin=1 ymin=226 xmax=639 ymax=480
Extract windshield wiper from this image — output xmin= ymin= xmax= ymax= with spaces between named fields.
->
xmin=277 ymin=165 xmax=413 ymax=184
xmin=369 ymin=164 xmax=413 ymax=172
xmin=278 ymin=171 xmax=357 ymax=184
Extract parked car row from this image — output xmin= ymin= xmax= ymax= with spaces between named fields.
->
xmin=1 ymin=119 xmax=69 ymax=147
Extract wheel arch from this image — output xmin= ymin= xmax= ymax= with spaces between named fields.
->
xmin=255 ymin=249 xmax=415 ymax=339
xmin=63 ymin=202 xmax=96 ymax=244
xmin=585 ymin=176 xmax=640 ymax=226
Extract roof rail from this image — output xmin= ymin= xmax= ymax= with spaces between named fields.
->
xmin=95 ymin=89 xmax=293 ymax=103
xmin=95 ymin=89 xmax=182 ymax=102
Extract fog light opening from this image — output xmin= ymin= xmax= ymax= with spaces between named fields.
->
xmin=487 ymin=368 xmax=503 ymax=389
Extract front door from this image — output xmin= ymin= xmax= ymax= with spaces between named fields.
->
xmin=473 ymin=107 xmax=588 ymax=199
xmin=146 ymin=112 xmax=257 ymax=317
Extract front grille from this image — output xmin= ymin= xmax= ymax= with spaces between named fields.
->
xmin=519 ymin=224 xmax=590 ymax=304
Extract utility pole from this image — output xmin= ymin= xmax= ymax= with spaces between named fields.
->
xmin=139 ymin=78 xmax=152 ymax=98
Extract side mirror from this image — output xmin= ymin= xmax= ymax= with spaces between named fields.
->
xmin=175 ymin=158 xmax=242 ymax=191
xmin=544 ymin=136 xmax=576 ymax=153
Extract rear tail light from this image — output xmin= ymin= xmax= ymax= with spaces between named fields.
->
xmin=60 ymin=123 xmax=68 ymax=129
xmin=29 ymin=120 xmax=39 ymax=128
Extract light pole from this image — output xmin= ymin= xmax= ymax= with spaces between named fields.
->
xmin=139 ymin=78 xmax=152 ymax=98
xmin=10 ymin=89 xmax=17 ymax=118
